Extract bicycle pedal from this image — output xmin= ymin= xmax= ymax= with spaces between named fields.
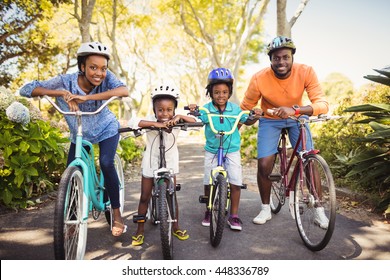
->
xmin=133 ymin=215 xmax=146 ymax=223
xmin=199 ymin=195 xmax=208 ymax=204
xmin=241 ymin=183 xmax=247 ymax=189
xmin=269 ymin=173 xmax=282 ymax=182
xmin=175 ymin=183 xmax=181 ymax=191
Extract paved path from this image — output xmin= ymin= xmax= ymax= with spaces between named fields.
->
xmin=1 ymin=131 xmax=390 ymax=260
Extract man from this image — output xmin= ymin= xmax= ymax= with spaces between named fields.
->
xmin=240 ymin=36 xmax=329 ymax=227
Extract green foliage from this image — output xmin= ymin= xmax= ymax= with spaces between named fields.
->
xmin=118 ymin=137 xmax=144 ymax=168
xmin=240 ymin=123 xmax=258 ymax=161
xmin=0 ymin=88 xmax=68 ymax=209
xmin=339 ymin=83 xmax=390 ymax=214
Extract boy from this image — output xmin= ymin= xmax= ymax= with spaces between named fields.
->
xmin=192 ymin=68 xmax=261 ymax=231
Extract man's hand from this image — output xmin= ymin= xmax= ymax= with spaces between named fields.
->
xmin=268 ymin=106 xmax=295 ymax=118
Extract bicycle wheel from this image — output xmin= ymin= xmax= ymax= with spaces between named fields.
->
xmin=294 ymin=154 xmax=336 ymax=251
xmin=54 ymin=166 xmax=88 ymax=260
xmin=270 ymin=152 xmax=285 ymax=214
xmin=158 ymin=179 xmax=175 ymax=259
xmin=105 ymin=153 xmax=126 ymax=225
xmin=210 ymin=174 xmax=228 ymax=247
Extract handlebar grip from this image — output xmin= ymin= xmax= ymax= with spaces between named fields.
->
xmin=118 ymin=127 xmax=136 ymax=133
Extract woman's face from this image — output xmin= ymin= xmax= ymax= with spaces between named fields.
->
xmin=211 ymin=83 xmax=230 ymax=107
xmin=81 ymin=55 xmax=108 ymax=86
xmin=270 ymin=48 xmax=293 ymax=79
xmin=154 ymin=99 xmax=176 ymax=122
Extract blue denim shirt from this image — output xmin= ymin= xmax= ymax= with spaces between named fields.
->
xmin=19 ymin=71 xmax=125 ymax=144
xmin=198 ymin=101 xmax=248 ymax=154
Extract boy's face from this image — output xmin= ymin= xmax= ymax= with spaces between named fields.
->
xmin=211 ymin=83 xmax=230 ymax=107
xmin=154 ymin=99 xmax=176 ymax=122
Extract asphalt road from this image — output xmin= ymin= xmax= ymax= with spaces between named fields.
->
xmin=1 ymin=132 xmax=390 ymax=261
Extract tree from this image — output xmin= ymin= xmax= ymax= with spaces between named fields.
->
xmin=72 ymin=0 xmax=96 ymax=42
xmin=0 ymin=0 xmax=71 ymax=88
xmin=164 ymin=0 xmax=270 ymax=104
xmin=276 ymin=0 xmax=310 ymax=37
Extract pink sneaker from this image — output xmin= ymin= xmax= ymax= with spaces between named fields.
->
xmin=202 ymin=210 xmax=211 ymax=227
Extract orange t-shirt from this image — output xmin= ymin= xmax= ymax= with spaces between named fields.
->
xmin=240 ymin=63 xmax=329 ymax=118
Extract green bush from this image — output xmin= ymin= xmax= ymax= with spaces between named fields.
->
xmin=0 ymin=87 xmax=68 ymax=209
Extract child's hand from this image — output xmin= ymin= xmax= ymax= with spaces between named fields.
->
xmin=187 ymin=104 xmax=197 ymax=112
xmin=166 ymin=115 xmax=181 ymax=126
xmin=154 ymin=122 xmax=169 ymax=128
xmin=253 ymin=108 xmax=264 ymax=119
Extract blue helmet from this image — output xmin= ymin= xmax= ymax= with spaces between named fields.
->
xmin=206 ymin=67 xmax=234 ymax=97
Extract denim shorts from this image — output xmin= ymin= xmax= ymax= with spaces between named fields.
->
xmin=203 ymin=150 xmax=243 ymax=186
xmin=257 ymin=117 xmax=314 ymax=159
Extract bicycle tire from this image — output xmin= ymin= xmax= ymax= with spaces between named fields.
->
xmin=53 ymin=166 xmax=88 ymax=260
xmin=158 ymin=179 xmax=174 ymax=259
xmin=210 ymin=174 xmax=228 ymax=247
xmin=105 ymin=153 xmax=126 ymax=225
xmin=294 ymin=154 xmax=336 ymax=251
xmin=270 ymin=152 xmax=285 ymax=214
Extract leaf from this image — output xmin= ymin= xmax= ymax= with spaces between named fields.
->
xmin=344 ymin=103 xmax=390 ymax=112
xmin=364 ymin=75 xmax=390 ymax=86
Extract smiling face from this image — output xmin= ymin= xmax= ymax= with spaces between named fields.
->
xmin=154 ymin=98 xmax=176 ymax=122
xmin=270 ymin=48 xmax=294 ymax=79
xmin=80 ymin=55 xmax=108 ymax=88
xmin=210 ymin=83 xmax=230 ymax=109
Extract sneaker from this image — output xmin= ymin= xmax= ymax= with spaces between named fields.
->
xmin=314 ymin=207 xmax=329 ymax=229
xmin=202 ymin=210 xmax=211 ymax=227
xmin=253 ymin=204 xmax=272 ymax=225
xmin=227 ymin=215 xmax=242 ymax=231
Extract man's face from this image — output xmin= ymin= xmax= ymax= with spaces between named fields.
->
xmin=270 ymin=48 xmax=293 ymax=79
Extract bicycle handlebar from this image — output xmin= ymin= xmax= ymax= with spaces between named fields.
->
xmin=266 ymin=109 xmax=342 ymax=123
xmin=41 ymin=95 xmax=121 ymax=116
xmin=118 ymin=121 xmax=204 ymax=135
xmin=185 ymin=105 xmax=252 ymax=135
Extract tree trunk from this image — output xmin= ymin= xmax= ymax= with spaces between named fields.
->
xmin=276 ymin=0 xmax=310 ymax=37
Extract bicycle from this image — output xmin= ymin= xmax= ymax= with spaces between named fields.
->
xmin=267 ymin=109 xmax=341 ymax=251
xmin=188 ymin=106 xmax=253 ymax=247
xmin=42 ymin=96 xmax=126 ymax=260
xmin=119 ymin=121 xmax=203 ymax=259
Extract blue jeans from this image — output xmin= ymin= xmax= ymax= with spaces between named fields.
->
xmin=67 ymin=134 xmax=121 ymax=209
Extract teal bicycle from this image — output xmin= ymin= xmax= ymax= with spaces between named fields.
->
xmin=43 ymin=96 xmax=126 ymax=260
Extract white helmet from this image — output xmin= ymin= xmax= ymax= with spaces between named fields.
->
xmin=151 ymin=85 xmax=179 ymax=107
xmin=77 ymin=42 xmax=110 ymax=59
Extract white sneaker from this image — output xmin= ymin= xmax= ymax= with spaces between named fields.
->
xmin=314 ymin=207 xmax=329 ymax=229
xmin=253 ymin=204 xmax=271 ymax=225
xmin=288 ymin=191 xmax=295 ymax=220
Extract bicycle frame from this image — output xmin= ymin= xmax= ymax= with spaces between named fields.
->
xmin=43 ymin=96 xmax=120 ymax=216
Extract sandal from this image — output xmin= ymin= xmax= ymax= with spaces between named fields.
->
xmin=173 ymin=229 xmax=189 ymax=241
xmin=112 ymin=220 xmax=127 ymax=237
xmin=132 ymin=234 xmax=144 ymax=246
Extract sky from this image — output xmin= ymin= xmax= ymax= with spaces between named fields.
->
xmin=255 ymin=0 xmax=390 ymax=89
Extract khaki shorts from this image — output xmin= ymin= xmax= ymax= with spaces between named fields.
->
xmin=203 ymin=150 xmax=243 ymax=186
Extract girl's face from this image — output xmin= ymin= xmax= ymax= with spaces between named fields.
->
xmin=211 ymin=83 xmax=230 ymax=107
xmin=154 ymin=99 xmax=176 ymax=122
xmin=81 ymin=55 xmax=108 ymax=87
